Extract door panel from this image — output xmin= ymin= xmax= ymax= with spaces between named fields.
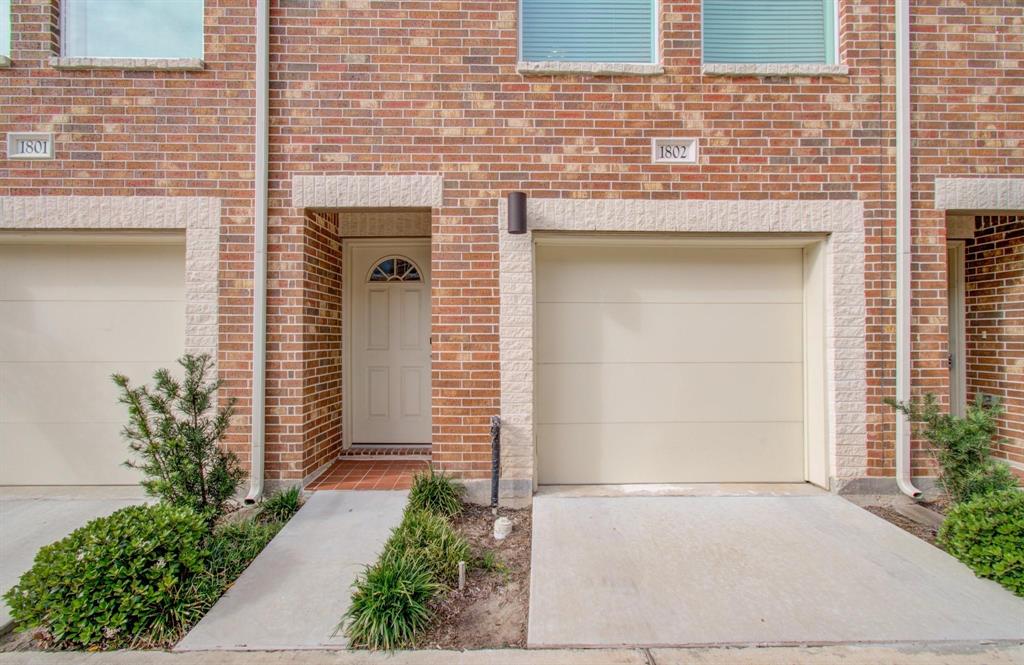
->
xmin=349 ymin=241 xmax=431 ymax=444
xmin=536 ymin=243 xmax=805 ymax=485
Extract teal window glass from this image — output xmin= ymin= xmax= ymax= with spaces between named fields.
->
xmin=703 ymin=0 xmax=835 ymax=64
xmin=1 ymin=0 xmax=10 ymax=58
xmin=521 ymin=0 xmax=656 ymax=63
xmin=63 ymin=0 xmax=203 ymax=58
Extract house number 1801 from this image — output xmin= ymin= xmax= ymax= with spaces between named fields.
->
xmin=7 ymin=132 xmax=54 ymax=160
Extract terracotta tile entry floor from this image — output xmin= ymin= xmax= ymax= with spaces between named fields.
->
xmin=308 ymin=459 xmax=429 ymax=491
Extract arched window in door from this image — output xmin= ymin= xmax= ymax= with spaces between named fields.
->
xmin=367 ymin=256 xmax=422 ymax=282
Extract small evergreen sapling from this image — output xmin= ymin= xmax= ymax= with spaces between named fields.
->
xmin=113 ymin=354 xmax=243 ymax=520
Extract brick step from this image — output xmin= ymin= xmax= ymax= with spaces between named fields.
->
xmin=340 ymin=445 xmax=431 ymax=461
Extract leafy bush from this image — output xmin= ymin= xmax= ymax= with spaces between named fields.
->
xmin=260 ymin=486 xmax=302 ymax=523
xmin=383 ymin=509 xmax=469 ymax=585
xmin=341 ymin=554 xmax=440 ymax=650
xmin=407 ymin=469 xmax=464 ymax=518
xmin=887 ymin=394 xmax=1018 ymax=503
xmin=3 ymin=504 xmax=207 ymax=649
xmin=113 ymin=354 xmax=243 ymax=521
xmin=939 ymin=489 xmax=1024 ymax=596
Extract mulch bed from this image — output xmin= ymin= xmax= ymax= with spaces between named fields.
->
xmin=864 ymin=505 xmax=941 ymax=547
xmin=418 ymin=504 xmax=532 ymax=649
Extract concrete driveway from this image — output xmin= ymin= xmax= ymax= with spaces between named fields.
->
xmin=528 ymin=489 xmax=1024 ymax=647
xmin=0 ymin=487 xmax=144 ymax=631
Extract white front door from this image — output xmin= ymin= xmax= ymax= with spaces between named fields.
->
xmin=349 ymin=240 xmax=431 ymax=445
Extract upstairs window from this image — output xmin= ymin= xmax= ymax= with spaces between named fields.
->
xmin=1 ymin=0 xmax=10 ymax=59
xmin=520 ymin=0 xmax=656 ymax=64
xmin=703 ymin=0 xmax=836 ymax=64
xmin=62 ymin=0 xmax=203 ymax=58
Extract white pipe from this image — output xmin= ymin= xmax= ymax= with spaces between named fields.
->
xmin=245 ymin=0 xmax=269 ymax=503
xmin=895 ymin=0 xmax=922 ymax=499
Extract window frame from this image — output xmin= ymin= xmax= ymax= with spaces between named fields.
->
xmin=700 ymin=0 xmax=839 ymax=66
xmin=60 ymin=0 xmax=205 ymax=60
xmin=518 ymin=0 xmax=661 ymax=66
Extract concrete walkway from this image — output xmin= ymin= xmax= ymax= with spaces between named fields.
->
xmin=3 ymin=643 xmax=1024 ymax=665
xmin=177 ymin=491 xmax=406 ymax=651
xmin=528 ymin=493 xmax=1024 ymax=647
xmin=0 ymin=487 xmax=144 ymax=631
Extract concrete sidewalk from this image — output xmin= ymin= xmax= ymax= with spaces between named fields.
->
xmin=176 ymin=491 xmax=406 ymax=651
xmin=2 ymin=643 xmax=1023 ymax=664
xmin=529 ymin=493 xmax=1024 ymax=647
xmin=0 ymin=487 xmax=145 ymax=631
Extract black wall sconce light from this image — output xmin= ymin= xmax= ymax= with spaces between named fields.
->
xmin=507 ymin=191 xmax=527 ymax=234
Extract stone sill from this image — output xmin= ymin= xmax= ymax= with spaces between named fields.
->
xmin=517 ymin=61 xmax=664 ymax=76
xmin=702 ymin=63 xmax=849 ymax=77
xmin=50 ymin=56 xmax=206 ymax=71
xmin=0 ymin=56 xmax=11 ymax=68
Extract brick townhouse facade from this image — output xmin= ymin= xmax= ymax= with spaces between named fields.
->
xmin=0 ymin=0 xmax=1020 ymax=502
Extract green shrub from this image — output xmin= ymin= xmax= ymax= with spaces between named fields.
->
xmin=383 ymin=509 xmax=469 ymax=585
xmin=887 ymin=394 xmax=1018 ymax=503
xmin=260 ymin=486 xmax=302 ymax=523
xmin=113 ymin=353 xmax=243 ymax=521
xmin=939 ymin=490 xmax=1024 ymax=596
xmin=341 ymin=554 xmax=440 ymax=650
xmin=3 ymin=504 xmax=207 ymax=649
xmin=407 ymin=469 xmax=464 ymax=518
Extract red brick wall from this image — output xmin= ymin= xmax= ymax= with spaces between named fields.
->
xmin=965 ymin=216 xmax=1024 ymax=471
xmin=3 ymin=0 xmax=1022 ymax=485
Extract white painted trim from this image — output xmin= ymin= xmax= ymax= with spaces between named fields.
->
xmin=341 ymin=237 xmax=431 ymax=450
xmin=934 ymin=178 xmax=1024 ymax=212
xmin=0 ymin=196 xmax=220 ymax=362
xmin=947 ymin=241 xmax=967 ymax=418
xmin=498 ymin=199 xmax=866 ymax=496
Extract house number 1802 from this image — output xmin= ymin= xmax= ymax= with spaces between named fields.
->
xmin=651 ymin=138 xmax=698 ymax=164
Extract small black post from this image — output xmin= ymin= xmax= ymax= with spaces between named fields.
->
xmin=490 ymin=415 xmax=501 ymax=508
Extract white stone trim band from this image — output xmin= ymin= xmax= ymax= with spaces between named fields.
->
xmin=517 ymin=61 xmax=665 ymax=76
xmin=702 ymin=63 xmax=850 ymax=77
xmin=0 ymin=196 xmax=220 ymax=360
xmin=50 ymin=56 xmax=206 ymax=71
xmin=934 ymin=178 xmax=1024 ymax=212
xmin=498 ymin=198 xmax=867 ymax=493
xmin=292 ymin=174 xmax=443 ymax=209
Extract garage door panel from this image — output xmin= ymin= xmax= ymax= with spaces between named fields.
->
xmin=0 ymin=243 xmax=185 ymax=301
xmin=537 ymin=302 xmax=803 ymax=364
xmin=537 ymin=363 xmax=803 ymax=424
xmin=537 ymin=245 xmax=803 ymax=304
xmin=0 ymin=423 xmax=138 ymax=485
xmin=537 ymin=422 xmax=805 ymax=484
xmin=0 ymin=361 xmax=170 ymax=423
xmin=0 ymin=242 xmax=185 ymax=486
xmin=0 ymin=301 xmax=184 ymax=362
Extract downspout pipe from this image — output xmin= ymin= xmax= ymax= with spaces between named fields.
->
xmin=245 ymin=0 xmax=269 ymax=503
xmin=895 ymin=0 xmax=922 ymax=499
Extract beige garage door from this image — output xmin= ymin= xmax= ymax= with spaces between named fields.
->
xmin=0 ymin=239 xmax=186 ymax=485
xmin=536 ymin=241 xmax=805 ymax=484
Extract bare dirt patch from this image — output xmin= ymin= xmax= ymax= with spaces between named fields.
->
xmin=419 ymin=504 xmax=531 ymax=649
xmin=864 ymin=505 xmax=941 ymax=547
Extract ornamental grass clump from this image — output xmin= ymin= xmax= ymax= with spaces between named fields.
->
xmin=939 ymin=489 xmax=1024 ymax=596
xmin=3 ymin=504 xmax=207 ymax=649
xmin=259 ymin=486 xmax=302 ymax=523
xmin=383 ymin=508 xmax=470 ymax=585
xmin=407 ymin=469 xmax=464 ymax=518
xmin=340 ymin=554 xmax=440 ymax=650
